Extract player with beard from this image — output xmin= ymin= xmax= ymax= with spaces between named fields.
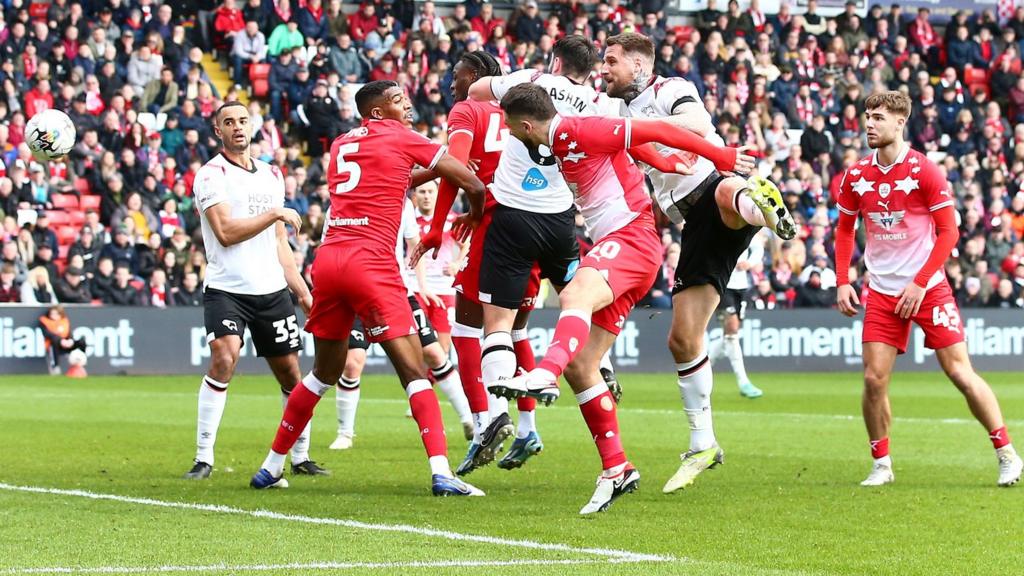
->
xmin=185 ymin=102 xmax=327 ymax=481
xmin=600 ymin=33 xmax=796 ymax=493
xmin=249 ymin=81 xmax=487 ymax=497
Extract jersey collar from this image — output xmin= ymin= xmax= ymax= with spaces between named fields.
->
xmin=870 ymin=143 xmax=910 ymax=174
xmin=547 ymin=114 xmax=564 ymax=148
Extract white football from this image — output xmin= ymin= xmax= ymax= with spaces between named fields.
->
xmin=26 ymin=109 xmax=77 ymax=162
xmin=68 ymin=349 xmax=87 ymax=367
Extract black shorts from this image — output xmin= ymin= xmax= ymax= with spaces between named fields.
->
xmin=348 ymin=320 xmax=369 ymax=351
xmin=717 ymin=288 xmax=747 ymax=320
xmin=674 ymin=174 xmax=759 ymax=296
xmin=479 ymin=205 xmax=579 ymax=309
xmin=408 ymin=294 xmax=438 ymax=348
xmin=203 ymin=287 xmax=302 ymax=357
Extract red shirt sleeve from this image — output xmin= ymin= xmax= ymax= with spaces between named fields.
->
xmin=835 ymin=168 xmax=860 ymax=216
xmin=446 ymin=102 xmax=476 ymax=142
xmin=398 ymin=123 xmax=446 ymax=170
xmin=555 ymin=116 xmax=630 ymax=156
xmin=920 ymin=159 xmax=955 ymax=213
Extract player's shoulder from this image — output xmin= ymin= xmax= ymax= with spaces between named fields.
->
xmin=197 ymin=154 xmax=229 ymax=176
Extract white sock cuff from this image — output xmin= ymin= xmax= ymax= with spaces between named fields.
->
xmin=338 ymin=376 xmax=360 ymax=390
xmin=575 ymin=381 xmax=610 ymax=405
xmin=482 ymin=331 xmax=513 ymax=348
xmin=431 ymin=359 xmax=455 ymax=379
xmin=599 ymin=350 xmax=613 ymax=372
xmin=301 ymin=372 xmax=332 ymax=397
xmin=559 ymin=309 xmax=592 ymax=325
xmin=203 ymin=375 xmax=228 ymax=391
xmin=406 ymin=379 xmax=432 ymax=397
xmin=676 ymin=355 xmax=709 ymax=373
xmin=511 ymin=328 xmax=530 ymax=342
xmin=452 ymin=322 xmax=483 ymax=339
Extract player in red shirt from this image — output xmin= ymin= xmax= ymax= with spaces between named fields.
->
xmin=493 ymin=84 xmax=755 ymax=513
xmin=412 ymin=51 xmax=544 ymax=476
xmin=249 ymin=80 xmax=489 ymax=497
xmin=835 ymin=91 xmax=1022 ymax=487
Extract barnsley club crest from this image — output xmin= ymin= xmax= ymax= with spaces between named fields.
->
xmin=878 ymin=183 xmax=892 ymax=199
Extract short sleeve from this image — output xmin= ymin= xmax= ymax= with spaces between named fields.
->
xmin=193 ymin=166 xmax=228 ymax=212
xmin=835 ymin=168 xmax=860 ymax=216
xmin=489 ymin=69 xmax=539 ymax=101
xmin=656 ymin=79 xmax=701 ymax=116
xmin=401 ymin=128 xmax=446 ymax=170
xmin=921 ymin=160 xmax=954 ymax=212
xmin=446 ymin=101 xmax=477 ymax=140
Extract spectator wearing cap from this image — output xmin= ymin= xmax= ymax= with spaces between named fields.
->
xmin=364 ymin=16 xmax=396 ymax=54
xmin=67 ymin=92 xmax=99 ymax=134
xmin=68 ymin=226 xmax=101 ymax=274
xmin=31 ymin=243 xmax=59 ymax=287
xmin=94 ymin=6 xmax=121 ymax=40
xmin=55 ymin=265 xmax=92 ymax=304
xmin=329 ymin=33 xmax=362 ymax=83
xmin=159 ymin=113 xmax=185 ymax=157
xmin=231 ymin=20 xmax=266 ymax=87
xmin=268 ymin=20 xmax=304 ymax=57
xmin=127 ymin=43 xmax=163 ymax=94
xmin=141 ymin=67 xmax=179 ymax=115
xmin=31 ymin=215 xmax=58 ymax=254
xmin=287 ymin=63 xmax=314 ymax=111
xmin=515 ymin=2 xmax=544 ymax=45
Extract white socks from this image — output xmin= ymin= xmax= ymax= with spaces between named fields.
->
xmin=734 ymin=188 xmax=768 ymax=227
xmin=516 ymin=410 xmax=535 ymax=439
xmin=336 ymin=376 xmax=360 ymax=437
xmin=723 ymin=334 xmax=751 ymax=387
xmin=481 ymin=331 xmax=516 ymax=389
xmin=676 ymin=355 xmax=716 ymax=452
xmin=432 ymin=359 xmax=473 ymax=426
xmin=195 ymin=375 xmax=228 ymax=465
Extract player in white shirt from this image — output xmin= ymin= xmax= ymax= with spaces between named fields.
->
xmin=184 ymin=102 xmax=325 ymax=482
xmin=327 ymin=194 xmax=474 ymax=450
xmin=600 ymin=33 xmax=796 ymax=494
xmin=707 ymin=233 xmax=766 ymax=399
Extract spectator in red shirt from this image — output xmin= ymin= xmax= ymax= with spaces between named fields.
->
xmin=369 ymin=55 xmax=398 ymax=82
xmin=471 ymin=3 xmax=505 ymax=45
xmin=24 ymin=80 xmax=54 ymax=119
xmin=214 ymin=0 xmax=246 ymax=53
xmin=348 ymin=2 xmax=379 ymax=43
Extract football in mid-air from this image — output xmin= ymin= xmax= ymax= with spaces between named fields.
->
xmin=26 ymin=109 xmax=76 ymax=162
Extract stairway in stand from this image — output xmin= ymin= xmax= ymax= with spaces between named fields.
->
xmin=202 ymin=53 xmax=249 ymax=106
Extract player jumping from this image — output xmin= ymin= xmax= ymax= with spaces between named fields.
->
xmin=249 ymin=81 xmax=487 ymax=496
xmin=184 ymin=102 xmax=327 ymax=481
xmin=834 ymin=90 xmax=1023 ymax=487
xmin=495 ymin=83 xmax=756 ymax=513
xmin=600 ymin=33 xmax=795 ymax=493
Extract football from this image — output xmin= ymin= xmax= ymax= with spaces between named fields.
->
xmin=25 ymin=109 xmax=77 ymax=162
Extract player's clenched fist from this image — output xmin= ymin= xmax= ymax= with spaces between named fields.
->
xmin=274 ymin=207 xmax=302 ymax=230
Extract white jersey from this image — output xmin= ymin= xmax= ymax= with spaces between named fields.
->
xmin=194 ymin=154 xmax=287 ymax=295
xmin=623 ymin=76 xmax=721 ymax=224
xmin=726 ymin=241 xmax=764 ymax=291
xmin=487 ymin=70 xmax=602 ymax=213
xmin=397 ymin=199 xmax=420 ymax=295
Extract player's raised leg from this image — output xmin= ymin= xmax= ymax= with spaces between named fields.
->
xmin=663 ymin=285 xmax=725 ymax=494
xmin=564 ymin=328 xmax=639 ymax=514
xmin=860 ymin=342 xmax=898 ymax=486
xmin=934 ymin=343 xmax=1022 ymax=487
xmin=717 ymin=174 xmax=796 ymax=240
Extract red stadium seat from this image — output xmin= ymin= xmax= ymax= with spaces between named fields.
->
xmin=964 ymin=65 xmax=988 ymax=84
xmin=67 ymin=210 xmax=86 ymax=226
xmin=58 ymin=244 xmax=70 ymax=261
xmin=74 ymin=177 xmax=91 ymax=195
xmin=130 ymin=279 xmax=145 ymax=291
xmin=50 ymin=193 xmax=79 ymax=211
xmin=57 ymin=226 xmax=78 ymax=246
xmin=28 ymin=2 xmax=48 ymax=22
xmin=45 ymin=211 xmax=71 ymax=226
xmin=80 ymin=195 xmax=102 ymax=212
xmin=250 ymin=63 xmax=272 ymax=99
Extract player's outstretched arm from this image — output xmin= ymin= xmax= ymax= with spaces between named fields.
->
xmin=628 ymin=144 xmax=695 ymax=175
xmin=276 ymin=221 xmax=312 ymax=315
xmin=834 ymin=210 xmax=860 ymax=317
xmin=409 ymin=133 xmax=475 ymax=267
xmin=468 ymin=77 xmax=496 ymax=102
xmin=435 ymin=153 xmax=485 ymax=233
xmin=629 ymin=119 xmax=756 ymax=174
xmin=204 ymin=203 xmax=301 ymax=247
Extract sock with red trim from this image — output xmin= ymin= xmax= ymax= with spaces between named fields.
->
xmin=990 ymin=426 xmax=1011 ymax=450
xmin=538 ymin=309 xmax=591 ymax=379
xmin=263 ymin=372 xmax=331 ymax=476
xmin=577 ymin=382 xmax=626 ymax=471
xmin=195 ymin=375 xmax=228 ymax=465
xmin=406 ymin=379 xmax=451 ymax=475
xmin=512 ymin=328 xmax=538 ymax=438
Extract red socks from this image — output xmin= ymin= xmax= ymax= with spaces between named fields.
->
xmin=990 ymin=426 xmax=1011 ymax=449
xmin=869 ymin=437 xmax=890 ymax=460
xmin=578 ymin=385 xmax=625 ymax=471
xmin=538 ymin=310 xmax=591 ymax=379
xmin=407 ymin=380 xmax=448 ymax=458
xmin=272 ymin=379 xmax=324 ymax=455
xmin=512 ymin=329 xmax=537 ymax=412
xmin=452 ymin=323 xmax=488 ymax=414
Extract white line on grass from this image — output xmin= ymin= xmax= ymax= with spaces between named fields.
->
xmin=0 ymin=483 xmax=673 ymax=565
xmin=1 ymin=559 xmax=631 ymax=575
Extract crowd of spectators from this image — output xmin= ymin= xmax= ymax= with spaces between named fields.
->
xmin=0 ymin=0 xmax=1023 ymax=311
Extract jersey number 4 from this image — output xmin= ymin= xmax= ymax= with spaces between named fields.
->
xmin=484 ymin=113 xmax=509 ymax=153
xmin=334 ymin=142 xmax=362 ymax=194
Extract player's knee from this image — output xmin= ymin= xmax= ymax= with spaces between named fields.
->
xmin=210 ymin=348 xmax=239 ymax=378
xmin=863 ymin=370 xmax=889 ymax=394
xmin=423 ymin=343 xmax=447 ymax=368
xmin=668 ymin=330 xmax=701 ymax=361
xmin=344 ymin=354 xmax=366 ymax=377
xmin=943 ymin=362 xmax=977 ymax=390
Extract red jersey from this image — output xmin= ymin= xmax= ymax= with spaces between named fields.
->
xmin=445 ymin=99 xmax=507 ymax=210
xmin=324 ymin=120 xmax=446 ymax=253
xmin=547 ymin=115 xmax=653 ymax=241
xmin=836 ymin=145 xmax=954 ymax=296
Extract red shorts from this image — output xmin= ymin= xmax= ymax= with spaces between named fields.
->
xmin=305 ymin=244 xmax=416 ymax=343
xmin=582 ymin=222 xmax=662 ymax=335
xmin=454 ymin=210 xmax=541 ymax=310
xmin=415 ymin=293 xmax=455 ymax=334
xmin=863 ymin=281 xmax=965 ymax=354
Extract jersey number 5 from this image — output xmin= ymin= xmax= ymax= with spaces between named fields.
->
xmin=484 ymin=113 xmax=509 ymax=153
xmin=334 ymin=142 xmax=362 ymax=194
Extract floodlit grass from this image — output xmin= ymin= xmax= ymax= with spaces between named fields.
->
xmin=1 ymin=371 xmax=1022 ymax=575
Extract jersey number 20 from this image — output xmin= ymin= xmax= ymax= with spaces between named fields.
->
xmin=334 ymin=142 xmax=361 ymax=194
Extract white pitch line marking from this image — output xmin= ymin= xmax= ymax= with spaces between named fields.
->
xmin=0 ymin=483 xmax=673 ymax=564
xmin=1 ymin=559 xmax=632 ymax=575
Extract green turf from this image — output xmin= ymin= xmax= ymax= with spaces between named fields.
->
xmin=1 ymin=371 xmax=1022 ymax=575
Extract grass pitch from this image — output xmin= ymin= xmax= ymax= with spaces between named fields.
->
xmin=1 ymin=371 xmax=1022 ymax=575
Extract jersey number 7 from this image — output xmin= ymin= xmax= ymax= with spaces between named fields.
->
xmin=335 ymin=142 xmax=362 ymax=194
